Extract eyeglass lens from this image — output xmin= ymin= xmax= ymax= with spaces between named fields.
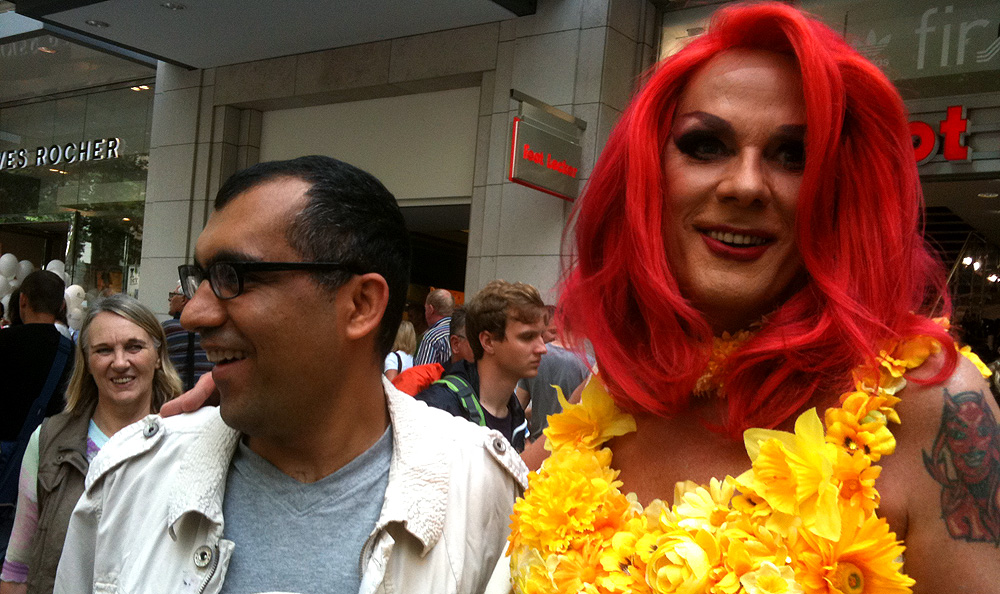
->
xmin=179 ymin=266 xmax=202 ymax=299
xmin=211 ymin=264 xmax=240 ymax=299
xmin=179 ymin=263 xmax=245 ymax=300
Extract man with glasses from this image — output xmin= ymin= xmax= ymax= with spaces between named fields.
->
xmin=55 ymin=156 xmax=527 ymax=594
xmin=391 ymin=306 xmax=474 ymax=396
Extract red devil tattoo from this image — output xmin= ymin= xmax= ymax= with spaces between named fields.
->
xmin=923 ymin=389 xmax=1000 ymax=545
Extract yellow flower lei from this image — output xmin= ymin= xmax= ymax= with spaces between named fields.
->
xmin=694 ymin=329 xmax=757 ymax=399
xmin=508 ymin=324 xmax=992 ymax=594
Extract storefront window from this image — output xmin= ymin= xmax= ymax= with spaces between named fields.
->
xmin=0 ymin=83 xmax=152 ymax=300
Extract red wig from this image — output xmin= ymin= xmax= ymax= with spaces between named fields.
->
xmin=559 ymin=2 xmax=956 ymax=437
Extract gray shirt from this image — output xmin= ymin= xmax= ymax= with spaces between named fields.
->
xmin=521 ymin=344 xmax=592 ymax=441
xmin=219 ymin=428 xmax=393 ymax=594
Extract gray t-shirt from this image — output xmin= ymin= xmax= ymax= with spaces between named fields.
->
xmin=521 ymin=344 xmax=592 ymax=440
xmin=219 ymin=427 xmax=393 ymax=594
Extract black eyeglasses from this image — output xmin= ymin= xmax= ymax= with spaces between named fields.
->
xmin=178 ymin=261 xmax=365 ymax=300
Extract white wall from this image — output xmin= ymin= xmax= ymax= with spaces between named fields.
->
xmin=259 ymin=87 xmax=480 ymax=202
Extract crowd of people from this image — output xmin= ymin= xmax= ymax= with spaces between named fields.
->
xmin=0 ymin=3 xmax=998 ymax=593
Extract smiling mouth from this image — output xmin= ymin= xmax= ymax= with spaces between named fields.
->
xmin=962 ymin=451 xmax=986 ymax=467
xmin=704 ymin=229 xmax=771 ymax=247
xmin=111 ymin=377 xmax=135 ymax=385
xmin=206 ymin=349 xmax=249 ymax=364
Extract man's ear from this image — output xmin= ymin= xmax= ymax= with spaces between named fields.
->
xmin=479 ymin=330 xmax=496 ymax=356
xmin=18 ymin=293 xmax=29 ymax=314
xmin=343 ymin=273 xmax=389 ymax=342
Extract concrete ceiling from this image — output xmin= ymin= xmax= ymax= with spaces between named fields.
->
xmin=14 ymin=0 xmax=530 ymax=69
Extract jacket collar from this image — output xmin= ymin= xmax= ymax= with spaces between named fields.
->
xmin=375 ymin=378 xmax=453 ymax=554
xmin=166 ymin=411 xmax=241 ymax=539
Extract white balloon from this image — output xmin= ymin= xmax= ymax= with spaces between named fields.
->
xmin=61 ymin=271 xmax=70 ymax=285
xmin=8 ymin=278 xmax=20 ymax=290
xmin=0 ymin=253 xmax=16 ymax=278
xmin=45 ymin=259 xmax=65 ymax=274
xmin=68 ymin=306 xmax=86 ymax=331
xmin=65 ymin=284 xmax=85 ymax=307
xmin=1 ymin=294 xmax=9 ymax=314
xmin=0 ymin=277 xmax=9 ymax=296
xmin=15 ymin=260 xmax=34 ymax=281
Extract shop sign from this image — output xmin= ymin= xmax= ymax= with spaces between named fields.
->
xmin=845 ymin=1 xmax=1000 ymax=80
xmin=0 ymin=137 xmax=122 ymax=171
xmin=908 ymin=96 xmax=1000 ymax=175
xmin=508 ymin=90 xmax=586 ymax=201
xmin=509 ymin=118 xmax=582 ymax=200
xmin=911 ymin=105 xmax=972 ymax=164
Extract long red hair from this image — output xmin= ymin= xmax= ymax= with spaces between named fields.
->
xmin=559 ymin=2 xmax=956 ymax=437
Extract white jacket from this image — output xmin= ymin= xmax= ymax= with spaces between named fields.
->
xmin=54 ymin=381 xmax=528 ymax=594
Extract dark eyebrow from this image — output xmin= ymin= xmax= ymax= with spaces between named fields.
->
xmin=195 ymin=249 xmax=262 ymax=268
xmin=674 ymin=112 xmax=807 ymax=140
xmin=674 ymin=111 xmax=733 ymax=135
xmin=775 ymin=124 xmax=806 ymax=140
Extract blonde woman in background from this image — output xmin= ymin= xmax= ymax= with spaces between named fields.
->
xmin=383 ymin=320 xmax=416 ymax=381
xmin=0 ymin=294 xmax=181 ymax=594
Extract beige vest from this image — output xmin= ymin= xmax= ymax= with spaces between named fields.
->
xmin=27 ymin=403 xmax=95 ymax=594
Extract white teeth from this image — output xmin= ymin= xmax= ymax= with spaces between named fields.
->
xmin=707 ymin=230 xmax=767 ymax=247
xmin=207 ymin=349 xmax=248 ymax=363
xmin=112 ymin=377 xmax=133 ymax=384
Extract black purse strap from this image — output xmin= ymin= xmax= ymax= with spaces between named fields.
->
xmin=185 ymin=332 xmax=196 ymax=391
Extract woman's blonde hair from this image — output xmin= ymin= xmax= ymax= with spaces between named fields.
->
xmin=65 ymin=293 xmax=182 ymax=414
xmin=392 ymin=320 xmax=417 ymax=355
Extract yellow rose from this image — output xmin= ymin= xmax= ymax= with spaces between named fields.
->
xmin=739 ymin=561 xmax=803 ymax=594
xmin=645 ymin=529 xmax=719 ymax=594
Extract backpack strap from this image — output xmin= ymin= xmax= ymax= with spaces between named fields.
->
xmin=433 ymin=375 xmax=485 ymax=427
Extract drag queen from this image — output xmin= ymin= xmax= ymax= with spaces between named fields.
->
xmin=507 ymin=3 xmax=999 ymax=593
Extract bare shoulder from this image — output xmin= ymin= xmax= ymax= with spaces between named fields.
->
xmin=887 ymin=349 xmax=1000 ymax=593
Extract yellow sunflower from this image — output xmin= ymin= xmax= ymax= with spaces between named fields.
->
xmin=792 ymin=512 xmax=914 ymax=594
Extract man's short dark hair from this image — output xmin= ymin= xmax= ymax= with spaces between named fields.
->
xmin=465 ymin=280 xmax=545 ymax=360
xmin=214 ymin=155 xmax=411 ymax=357
xmin=20 ymin=270 xmax=65 ymax=317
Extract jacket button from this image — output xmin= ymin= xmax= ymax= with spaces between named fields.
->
xmin=492 ymin=437 xmax=507 ymax=454
xmin=193 ymin=545 xmax=213 ymax=568
xmin=143 ymin=419 xmax=160 ymax=438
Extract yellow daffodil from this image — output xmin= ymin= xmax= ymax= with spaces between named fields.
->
xmin=543 ymin=376 xmax=636 ymax=451
xmin=508 ymin=329 xmax=951 ymax=594
xmin=549 ymin=542 xmax=605 ymax=594
xmin=958 ymin=345 xmax=993 ymax=377
xmin=509 ymin=447 xmax=632 ymax=555
xmin=832 ymin=450 xmax=880 ymax=516
xmin=742 ymin=410 xmax=842 ymax=541
xmin=675 ymin=477 xmax=737 ymax=531
xmin=878 ymin=333 xmax=940 ymax=378
xmin=597 ymin=519 xmax=655 ymax=593
xmin=824 ymin=395 xmax=895 ymax=461
xmin=510 ymin=547 xmax=560 ymax=594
